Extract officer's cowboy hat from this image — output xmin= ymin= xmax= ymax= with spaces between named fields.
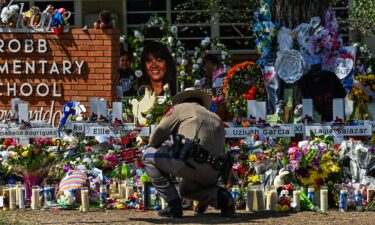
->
xmin=172 ymin=87 xmax=212 ymax=110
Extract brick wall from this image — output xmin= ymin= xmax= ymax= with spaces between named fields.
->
xmin=0 ymin=29 xmax=120 ymax=124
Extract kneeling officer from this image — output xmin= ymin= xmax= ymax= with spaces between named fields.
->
xmin=143 ymin=88 xmax=234 ymax=218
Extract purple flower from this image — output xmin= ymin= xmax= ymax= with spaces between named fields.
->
xmin=63 ymin=165 xmax=72 ymax=172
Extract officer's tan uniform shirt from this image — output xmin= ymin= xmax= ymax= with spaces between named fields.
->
xmin=149 ymin=102 xmax=225 ymax=155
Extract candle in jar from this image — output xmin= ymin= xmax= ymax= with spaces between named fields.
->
xmin=81 ymin=188 xmax=89 ymax=212
xmin=9 ymin=185 xmax=16 ymax=210
xmin=255 ymin=189 xmax=265 ymax=211
xmin=339 ymin=189 xmax=347 ymax=212
xmin=320 ymin=187 xmax=328 ymax=212
xmin=307 ymin=187 xmax=315 ymax=203
xmin=125 ymin=186 xmax=133 ymax=200
xmin=367 ymin=189 xmax=374 ymax=203
xmin=355 ymin=189 xmax=362 ymax=211
xmin=266 ymin=190 xmax=277 ymax=211
xmin=18 ymin=186 xmax=25 ymax=209
xmin=246 ymin=189 xmax=254 ymax=211
xmin=119 ymin=183 xmax=126 ymax=199
xmin=31 ymin=186 xmax=40 ymax=210
xmin=2 ymin=186 xmax=9 ymax=211
xmin=293 ymin=190 xmax=301 ymax=211
xmin=15 ymin=182 xmax=22 ymax=206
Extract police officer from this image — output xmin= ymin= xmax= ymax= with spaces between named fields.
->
xmin=143 ymin=88 xmax=235 ymax=218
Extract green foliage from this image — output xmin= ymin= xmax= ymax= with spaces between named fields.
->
xmin=349 ymin=0 xmax=375 ymax=38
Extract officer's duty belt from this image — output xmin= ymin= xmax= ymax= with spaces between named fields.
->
xmin=193 ymin=147 xmax=225 ymax=171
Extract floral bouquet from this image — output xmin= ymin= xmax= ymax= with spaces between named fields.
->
xmin=223 ymin=61 xmax=266 ymax=118
xmin=0 ymin=138 xmax=56 ymax=199
xmin=280 ymin=134 xmax=341 ymax=189
xmin=347 ymin=74 xmax=375 ymax=120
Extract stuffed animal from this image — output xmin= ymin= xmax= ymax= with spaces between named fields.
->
xmin=23 ymin=6 xmax=40 ymax=27
xmin=94 ymin=10 xmax=113 ymax=29
xmin=276 ymin=184 xmax=293 ymax=212
xmin=274 ymin=168 xmax=289 ymax=189
xmin=1 ymin=4 xmax=19 ymax=27
xmin=51 ymin=8 xmax=68 ymax=34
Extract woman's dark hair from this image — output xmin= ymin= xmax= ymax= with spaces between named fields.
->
xmin=140 ymin=41 xmax=177 ymax=95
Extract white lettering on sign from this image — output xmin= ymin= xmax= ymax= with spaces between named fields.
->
xmin=225 ymin=125 xmax=296 ymax=138
xmin=305 ymin=125 xmax=372 ymax=137
xmin=0 ymin=59 xmax=85 ymax=75
xmin=0 ymin=128 xmax=58 ymax=138
xmin=85 ymin=126 xmax=150 ymax=137
xmin=0 ymin=82 xmax=62 ymax=97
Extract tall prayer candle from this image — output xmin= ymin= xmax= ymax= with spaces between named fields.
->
xmin=293 ymin=190 xmax=301 ymax=211
xmin=9 ymin=185 xmax=17 ymax=210
xmin=2 ymin=186 xmax=9 ymax=211
xmin=266 ymin=190 xmax=277 ymax=211
xmin=125 ymin=186 xmax=133 ymax=200
xmin=119 ymin=182 xmax=127 ymax=199
xmin=246 ymin=189 xmax=254 ymax=211
xmin=367 ymin=189 xmax=374 ymax=203
xmin=307 ymin=187 xmax=315 ymax=203
xmin=31 ymin=186 xmax=40 ymax=210
xmin=320 ymin=187 xmax=328 ymax=212
xmin=355 ymin=189 xmax=362 ymax=211
xmin=255 ymin=189 xmax=265 ymax=211
xmin=18 ymin=186 xmax=25 ymax=209
xmin=339 ymin=189 xmax=348 ymax=212
xmin=81 ymin=187 xmax=89 ymax=212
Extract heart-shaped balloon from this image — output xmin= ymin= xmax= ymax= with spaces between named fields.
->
xmin=335 ymin=57 xmax=354 ymax=79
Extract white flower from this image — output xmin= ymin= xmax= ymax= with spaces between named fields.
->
xmin=177 ymin=41 xmax=181 ymax=46
xmin=176 ymin=57 xmax=182 ymax=64
xmin=135 ymin=70 xmax=143 ymax=78
xmin=201 ymin=37 xmax=210 ymax=47
xmin=221 ymin=54 xmax=226 ymax=60
xmin=168 ymin=36 xmax=173 ymax=44
xmin=133 ymin=52 xmax=137 ymax=57
xmin=134 ymin=30 xmax=144 ymax=42
xmin=197 ymin=58 xmax=203 ymax=64
xmin=170 ymin=26 xmax=178 ymax=34
xmin=181 ymin=59 xmax=188 ymax=66
xmin=134 ymin=30 xmax=141 ymax=38
xmin=172 ymin=53 xmax=176 ymax=58
xmin=180 ymin=71 xmax=186 ymax=76
xmin=119 ymin=36 xmax=125 ymax=43
xmin=193 ymin=64 xmax=199 ymax=70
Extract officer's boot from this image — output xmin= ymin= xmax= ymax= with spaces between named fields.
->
xmin=158 ymin=198 xmax=183 ymax=218
xmin=218 ymin=187 xmax=235 ymax=217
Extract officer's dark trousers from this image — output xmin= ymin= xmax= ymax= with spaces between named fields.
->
xmin=143 ymin=145 xmax=221 ymax=208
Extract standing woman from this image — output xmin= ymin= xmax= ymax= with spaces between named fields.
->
xmin=138 ymin=41 xmax=177 ymax=96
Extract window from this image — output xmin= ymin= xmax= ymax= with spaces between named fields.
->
xmin=126 ymin=0 xmax=254 ymax=54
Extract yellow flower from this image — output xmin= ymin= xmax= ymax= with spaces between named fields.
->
xmin=22 ymin=150 xmax=29 ymax=157
xmin=248 ymin=175 xmax=261 ymax=183
xmin=2 ymin=162 xmax=9 ymax=168
xmin=249 ymin=154 xmax=257 ymax=162
xmin=330 ymin=164 xmax=340 ymax=173
xmin=49 ymin=152 xmax=55 ymax=158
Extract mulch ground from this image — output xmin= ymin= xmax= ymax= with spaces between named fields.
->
xmin=3 ymin=209 xmax=375 ymax=225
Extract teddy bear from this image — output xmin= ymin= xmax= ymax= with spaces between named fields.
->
xmin=94 ymin=10 xmax=113 ymax=29
xmin=23 ymin=6 xmax=40 ymax=27
xmin=276 ymin=184 xmax=293 ymax=212
xmin=1 ymin=4 xmax=20 ymax=28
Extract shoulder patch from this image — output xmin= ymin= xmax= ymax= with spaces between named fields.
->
xmin=163 ymin=106 xmax=174 ymax=117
